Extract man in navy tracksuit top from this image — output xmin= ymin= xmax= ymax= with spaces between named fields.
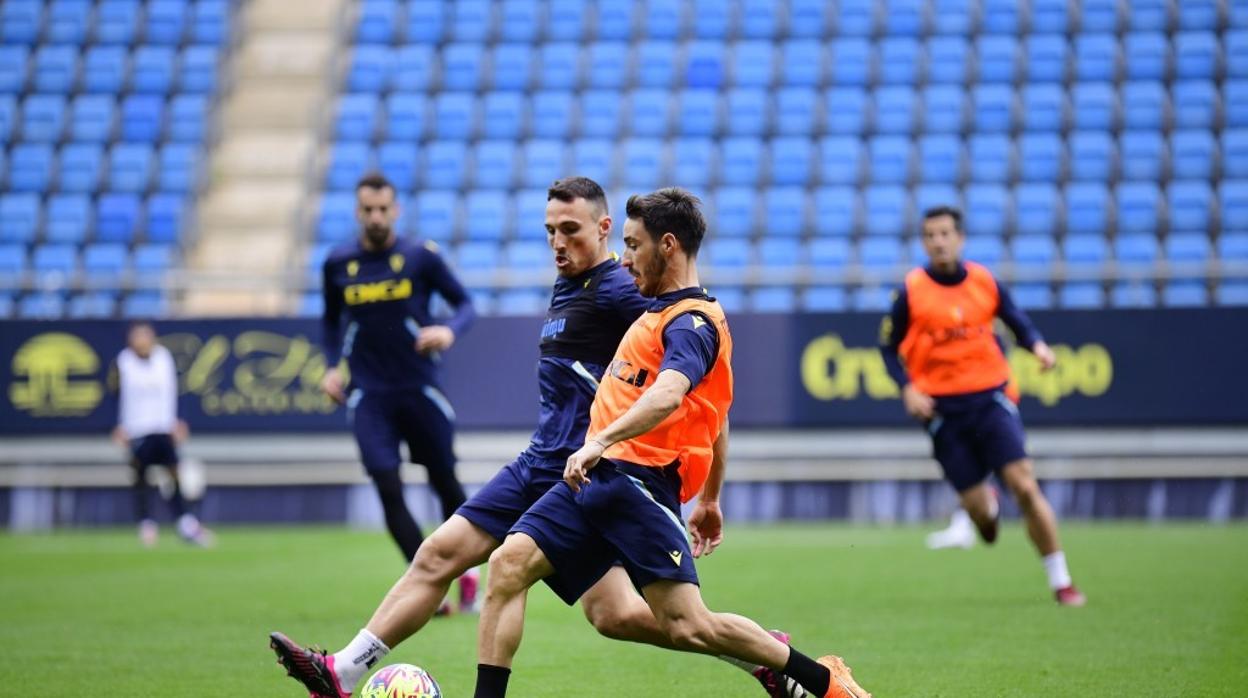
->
xmin=320 ymin=173 xmax=475 ymax=566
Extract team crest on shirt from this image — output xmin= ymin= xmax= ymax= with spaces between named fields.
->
xmin=950 ymin=306 xmax=964 ymax=324
xmin=347 ymin=260 xmax=359 ymax=277
xmin=390 ymin=253 xmax=405 ymax=273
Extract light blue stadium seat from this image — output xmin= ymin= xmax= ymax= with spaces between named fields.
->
xmin=81 ymin=45 xmax=126 ymax=94
xmin=674 ymin=89 xmax=717 ymax=137
xmin=456 ymin=240 xmax=501 ymax=270
xmin=750 ymin=287 xmax=797 ymax=313
xmin=662 ymin=142 xmax=712 ymax=194
xmin=813 ymin=187 xmax=857 ymax=236
xmin=761 ymin=187 xmax=806 ymax=237
xmin=413 ymin=191 xmax=459 ymax=242
xmin=851 ymin=286 xmax=894 ymax=312
xmin=490 ymin=43 xmax=532 ymax=92
xmin=628 ymin=89 xmax=670 ymax=137
xmin=1124 ymin=33 xmax=1169 ymax=81
xmin=34 ymin=45 xmax=78 ymax=94
xmin=347 ymin=45 xmax=391 ymax=93
xmin=0 ymin=244 xmax=25 ymax=283
xmin=1121 ymin=82 xmax=1167 ymax=131
xmin=1123 ymin=131 xmax=1168 ymax=181
xmin=1064 ymin=183 xmax=1110 ymax=236
xmin=964 ymin=234 xmax=1005 ymax=265
xmin=326 ymin=143 xmax=372 ymax=190
xmin=95 ymin=0 xmax=140 ymax=44
xmin=335 ymin=94 xmax=378 ymax=141
xmin=391 ymin=46 xmax=434 ymax=92
xmin=1 ymin=1 xmax=40 ymax=44
xmin=621 ymin=138 xmax=664 ymax=187
xmin=884 ymin=0 xmax=925 ymax=36
xmin=1179 ymin=0 xmax=1220 ymax=30
xmin=819 ymin=137 xmax=862 ymax=186
xmin=0 ymin=48 xmax=26 ymax=94
xmin=1116 ymin=182 xmax=1162 ymax=235
xmin=1168 ymin=181 xmax=1213 ymax=233
xmin=512 ymin=188 xmax=547 ymax=240
xmin=19 ymin=293 xmax=67 ymax=319
xmin=145 ymin=0 xmax=188 ymax=44
xmin=916 ymin=135 xmax=962 ymax=184
xmin=1031 ymin=0 xmax=1071 ymax=33
xmin=770 ymin=138 xmax=813 ymax=187
xmin=375 ymin=142 xmax=417 ymax=190
xmin=522 ymin=140 xmax=565 ymax=188
xmin=122 ymin=292 xmax=169 ymax=318
xmin=158 ymin=143 xmax=200 ymax=193
xmin=505 ymin=241 xmax=549 ymax=269
xmin=1074 ymin=34 xmax=1119 ymax=82
xmin=977 ymin=36 xmax=1019 ymax=84
xmin=830 ymin=39 xmax=872 ymax=86
xmin=180 ymin=46 xmax=220 ymax=94
xmin=836 ymin=0 xmax=878 ymax=36
xmin=1227 ymin=81 xmax=1248 ymax=128
xmin=464 ymin=191 xmax=510 ymax=241
xmin=191 ymin=0 xmax=231 ymax=45
xmin=1059 ymin=283 xmax=1104 ymax=309
xmin=481 ymin=93 xmax=525 ymax=140
xmin=120 ymin=95 xmax=164 ymax=143
xmin=1111 ymin=281 xmax=1157 ymax=308
xmin=688 ymin=0 xmax=728 ymax=38
xmin=584 ymin=42 xmax=627 ymax=89
xmin=20 ymin=94 xmax=66 ymax=143
xmin=758 ymin=236 xmax=803 ymax=267
xmin=384 ymin=93 xmax=426 ymax=142
xmin=874 ymin=86 xmax=916 ymax=135
xmin=9 ymin=144 xmax=53 ymax=192
xmin=802 ymin=286 xmax=848 ymax=311
xmin=108 ymin=143 xmax=154 ymax=193
xmin=1230 ymin=31 xmax=1248 ymax=80
xmin=1173 ymin=80 xmax=1218 ymax=130
xmin=1162 ymin=281 xmax=1208 ymax=307
xmin=926 ymin=37 xmax=968 ymax=84
xmin=642 ymin=1 xmax=682 ymax=40
xmin=131 ymin=46 xmax=176 ymax=94
xmin=981 ymin=0 xmax=1020 ymax=34
xmin=867 ymin=136 xmax=911 ymax=185
xmin=33 ymin=244 xmax=79 ymax=283
xmin=424 ymin=141 xmax=469 ymax=190
xmin=45 ymin=194 xmax=91 ymax=243
xmin=579 ymin=89 xmax=621 ymax=137
xmin=1126 ymin=0 xmax=1171 ymax=31
xmin=596 ymin=0 xmax=635 ymax=40
xmin=774 ymin=88 xmax=816 ymax=136
xmin=404 ymin=0 xmax=445 ymax=42
xmin=0 ymin=96 xmax=14 ymax=142
xmin=168 ymin=95 xmax=209 ymax=144
xmin=145 ymin=194 xmax=185 ymax=243
xmin=859 ymin=236 xmax=905 ymax=271
xmin=68 ymin=292 xmax=115 ymax=318
xmin=705 ymin=238 xmax=751 ymax=268
xmin=724 ymin=88 xmax=768 ymax=136
xmin=571 ymin=138 xmax=614 ymax=187
xmin=1165 ymin=232 xmax=1213 ymax=269
xmin=1011 ymin=283 xmax=1054 ymax=309
xmin=713 ymin=187 xmax=757 ymax=237
xmin=0 ymin=193 xmax=40 ymax=242
xmin=1014 ymin=183 xmax=1060 ymax=236
xmin=1069 ymin=131 xmax=1116 ymax=182
xmin=1071 ymin=82 xmax=1116 ymax=131
xmin=1216 ymin=282 xmax=1248 ymax=306
xmin=356 ymin=0 xmax=397 ymax=43
xmin=441 ymin=43 xmax=486 ymax=92
xmin=1025 ymin=35 xmax=1068 ymax=84
xmin=95 ymin=194 xmax=141 ymax=243
xmin=810 ymin=238 xmax=852 ymax=270
xmin=1223 ymin=181 xmax=1248 ymax=233
xmin=780 ymin=40 xmax=823 ymax=87
xmin=732 ymin=41 xmax=775 ymax=88
xmin=448 ymin=0 xmax=491 ymax=41
xmin=928 ymin=0 xmax=971 ymax=34
xmin=472 ymin=141 xmax=518 ymax=189
xmin=721 ymin=137 xmax=763 ymax=186
xmin=83 ymin=243 xmax=128 ymax=287
xmin=965 ymin=185 xmax=1010 ymax=236
xmin=1219 ymin=232 xmax=1248 ymax=262
xmin=434 ymin=92 xmax=476 ymax=140
xmin=685 ymin=41 xmax=725 ymax=89
xmin=59 ymin=143 xmax=104 ymax=193
xmin=914 ymin=183 xmax=961 ymax=215
xmin=922 ymin=86 xmax=966 ymax=134
xmin=47 ymin=0 xmax=90 ymax=44
xmin=826 ymin=88 xmax=868 ymax=135
xmin=1222 ymin=130 xmax=1248 ymax=179
xmin=877 ymin=37 xmax=920 ymax=86
xmin=1172 ymin=131 xmax=1216 ymax=180
xmin=1020 ymin=84 xmax=1066 ymax=132
xmin=863 ymin=186 xmax=908 ymax=236
xmin=1115 ymin=234 xmax=1160 ymax=268
xmin=1063 ymin=235 xmax=1109 ymax=270
xmin=316 ymin=192 xmax=355 ymax=241
xmin=708 ymin=287 xmax=745 ymax=313
xmin=741 ymin=0 xmax=782 ymax=38
xmin=968 ymin=135 xmax=1012 ymax=183
xmin=1175 ymin=32 xmax=1220 ymax=80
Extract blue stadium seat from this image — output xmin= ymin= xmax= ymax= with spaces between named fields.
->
xmin=774 ymin=88 xmax=816 ymax=136
xmin=685 ymin=41 xmax=725 ymax=89
xmin=761 ymin=187 xmax=806 ymax=237
xmin=859 ymin=237 xmax=906 ymax=271
xmin=392 ymin=46 xmax=434 ymax=92
xmin=1062 ymin=235 xmax=1108 ymax=270
xmin=157 ymin=143 xmax=200 ymax=193
xmin=335 ymin=94 xmax=378 ymax=141
xmin=145 ymin=194 xmax=184 ymax=243
xmin=0 ymin=148 xmax=6 ymax=186
xmin=108 ymin=143 xmax=154 ymax=192
xmin=829 ymin=39 xmax=871 ymax=86
xmin=1111 ymin=281 xmax=1158 ymax=308
xmin=687 ymin=0 xmax=728 ymax=38
xmin=1222 ymin=130 xmax=1248 ymax=179
xmin=929 ymin=0 xmax=972 ymax=35
xmin=802 ymin=286 xmax=848 ymax=311
xmin=1224 ymin=181 xmax=1248 ymax=233
xmin=863 ymin=186 xmax=908 ymax=236
xmin=180 ymin=46 xmax=220 ymax=94
xmin=1126 ymin=0 xmax=1171 ymax=31
xmin=916 ymin=135 xmax=962 ymax=184
xmin=0 ymin=244 xmax=26 ymax=285
xmin=120 ymin=95 xmax=164 ymax=143
xmin=780 ymin=40 xmax=823 ymax=87
xmin=95 ymin=0 xmax=140 ymax=44
xmin=1175 ymin=32 xmax=1220 ymax=80
xmin=0 ymin=96 xmax=15 ymax=140
xmin=972 ymin=85 xmax=1014 ymax=133
xmin=1064 ymin=183 xmax=1110 ymax=236
xmin=819 ymin=137 xmax=863 ymax=186
xmin=922 ymin=86 xmax=966 ymax=134
xmin=666 ymin=138 xmax=711 ymax=188
xmin=490 ymin=289 xmax=541 ymax=316
xmin=641 ymin=0 xmax=681 ymax=39
xmin=1014 ymin=183 xmax=1060 ymax=236
xmin=874 ymin=86 xmax=916 ymax=135
xmin=810 ymin=238 xmax=852 ymax=270
xmin=464 ymin=191 xmax=510 ymax=241
xmin=811 ymin=187 xmax=856 ymax=237
xmin=20 ymin=94 xmax=66 ymax=143
xmin=1069 ymin=131 xmax=1116 ymax=182
xmin=1116 ymin=182 xmax=1162 ymax=235
xmin=168 ymin=94 xmax=209 ymax=143
xmin=1178 ymin=0 xmax=1220 ymax=30
xmin=672 ymin=89 xmax=716 ymax=137
xmin=1171 ymin=130 xmax=1216 ymax=180
xmin=976 ymin=36 xmax=1019 ymax=84
xmin=1059 ymin=283 xmax=1104 ymax=309
xmin=509 ymin=188 xmax=546 ymax=240
xmin=963 ymin=233 xmax=1005 ymax=265
xmin=570 ymin=138 xmax=614 ymax=187
xmin=1162 ymin=281 xmax=1209 ymax=307
xmin=9 ymin=144 xmax=53 ymax=193
xmin=82 ymin=45 xmax=126 ymax=94
xmin=579 ymin=89 xmax=621 ymax=138
xmin=981 ymin=0 xmax=1020 ymax=34
xmin=628 ymin=89 xmax=670 ymax=137
xmin=1124 ymin=33 xmax=1169 ymax=81
xmin=66 ymin=95 xmax=113 ymax=143
xmin=83 ymin=243 xmax=128 ymax=287
xmin=835 ymin=0 xmax=878 ymax=36
xmin=413 ymin=191 xmax=459 ymax=242
xmin=480 ymin=93 xmax=525 ymax=140
xmin=913 ymin=183 xmax=961 ymax=215
xmin=705 ymin=238 xmax=751 ymax=268
xmin=884 ymin=0 xmax=925 ymax=36
xmin=95 ymin=194 xmax=141 ymax=243
xmin=131 ymin=46 xmax=176 ymax=94
xmin=68 ymin=292 xmax=117 ymax=318
xmin=724 ymin=89 xmax=768 ymax=136
xmin=713 ymin=187 xmax=757 ymax=237
xmin=1010 ymin=284 xmax=1054 ymax=309
xmin=1020 ymin=84 xmax=1066 ymax=132
xmin=537 ymin=43 xmax=579 ymax=90
xmin=1123 ymin=130 xmax=1168 ymax=179
xmin=45 ymin=194 xmax=91 ymax=243
xmin=405 ymin=0 xmax=445 ymax=42
xmin=826 ymin=88 xmax=868 ymax=135
xmin=1167 ymin=182 xmax=1213 ymax=233
xmin=490 ymin=43 xmax=533 ymax=91
xmin=1025 ymin=35 xmax=1068 ymax=84
xmin=122 ymin=292 xmax=169 ymax=318
xmin=965 ymin=185 xmax=1010 ymax=236
xmin=1173 ymin=80 xmax=1218 ymax=130
xmin=1031 ymin=0 xmax=1071 ymax=33
xmin=1230 ymin=31 xmax=1248 ymax=80
xmin=145 ymin=0 xmax=188 ymax=45
xmin=621 ymin=138 xmax=664 ymax=187
xmin=750 ymin=287 xmax=797 ymax=313
xmin=19 ymin=293 xmax=67 ymax=319
xmin=131 ymin=248 xmax=172 ymax=290
xmin=596 ymin=0 xmax=635 ymax=40
xmin=505 ymin=241 xmax=550 ymax=269
xmin=732 ymin=41 xmax=775 ymax=88
xmin=34 ymin=45 xmax=78 ymax=93
xmin=1227 ymin=81 xmax=1248 ymax=128
xmin=383 ymin=94 xmax=426 ymax=141
xmin=2 ymin=1 xmax=43 ymax=45
xmin=585 ymin=42 xmax=628 ymax=89
xmin=1220 ymin=232 xmax=1248 ymax=262
xmin=356 ymin=0 xmax=397 ymax=43
xmin=424 ymin=141 xmax=469 ymax=190
xmin=522 ymin=140 xmax=565 ymax=188
xmin=190 ymin=0 xmax=231 ymax=45
xmin=434 ymin=92 xmax=476 ymax=139
xmin=1071 ymin=83 xmax=1117 ymax=131
xmin=926 ymin=37 xmax=969 ymax=84
xmin=877 ymin=37 xmax=920 ymax=86
xmin=326 ymin=143 xmax=372 ymax=190
xmin=758 ymin=236 xmax=803 ymax=267
xmin=867 ymin=136 xmax=911 ymax=185
xmin=721 ymin=137 xmax=763 ymax=186
xmin=968 ymin=135 xmax=1012 ymax=183
xmin=0 ymin=47 xmax=28 ymax=93
xmin=1216 ymin=282 xmax=1248 ymax=306
xmin=1074 ymin=34 xmax=1119 ymax=82
xmin=770 ymin=138 xmax=813 ymax=187
xmin=316 ymin=192 xmax=354 ymax=241
xmin=58 ymin=143 xmax=103 ymax=193
xmin=372 ymin=142 xmax=415 ymax=190
xmin=347 ymin=45 xmax=391 ymax=93
xmin=851 ymin=286 xmax=894 ymax=312
xmin=456 ymin=240 xmax=501 ymax=269
xmin=1121 ymin=81 xmax=1167 ymax=131
xmin=441 ymin=43 xmax=486 ymax=91
xmin=741 ymin=0 xmax=781 ymax=38
xmin=1115 ymin=234 xmax=1160 ymax=268
xmin=1165 ymin=233 xmax=1213 ymax=268
xmin=471 ymin=141 xmax=517 ymax=189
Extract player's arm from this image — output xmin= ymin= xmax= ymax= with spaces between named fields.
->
xmin=108 ymin=359 xmax=126 ymax=446
xmin=416 ymin=244 xmax=476 ymax=353
xmin=690 ymin=418 xmax=728 ymax=557
xmin=162 ymin=348 xmax=189 ymax=444
xmin=995 ymin=280 xmax=1056 ymax=370
xmin=320 ymin=258 xmax=347 ymax=403
xmin=880 ymin=288 xmax=934 ymax=420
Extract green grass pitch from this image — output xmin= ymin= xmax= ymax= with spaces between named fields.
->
xmin=1 ymin=524 xmax=1245 ymax=696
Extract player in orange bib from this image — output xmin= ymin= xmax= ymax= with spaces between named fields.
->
xmin=472 ymin=189 xmax=870 ymax=698
xmin=881 ymin=206 xmax=1085 ymax=607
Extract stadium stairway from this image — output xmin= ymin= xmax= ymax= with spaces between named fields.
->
xmin=179 ymin=0 xmax=344 ymax=315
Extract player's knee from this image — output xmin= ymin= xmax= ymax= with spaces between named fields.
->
xmin=408 ymin=535 xmax=460 ymax=585
xmin=663 ymin=616 xmax=716 ymax=653
xmin=584 ymin=600 xmax=642 ymax=641
xmin=1008 ymin=476 xmax=1043 ymax=507
xmin=485 ymin=541 xmax=530 ymax=593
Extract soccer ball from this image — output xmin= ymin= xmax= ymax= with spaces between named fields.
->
xmin=359 ymin=663 xmax=442 ymax=698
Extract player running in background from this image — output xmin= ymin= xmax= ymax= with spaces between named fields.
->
xmin=272 ymin=178 xmax=804 ymax=698
xmin=319 ymin=172 xmax=476 ymax=585
xmin=471 ymin=188 xmax=871 ymax=698
xmin=111 ymin=320 xmax=212 ymax=547
xmin=880 ymin=206 xmax=1086 ymax=607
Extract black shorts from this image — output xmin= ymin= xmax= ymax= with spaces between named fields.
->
xmin=130 ymin=433 xmax=179 ymax=468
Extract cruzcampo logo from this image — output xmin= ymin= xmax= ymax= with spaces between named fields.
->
xmin=9 ymin=333 xmax=104 ymax=416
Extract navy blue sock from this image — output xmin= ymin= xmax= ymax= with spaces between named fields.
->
xmin=783 ymin=647 xmax=831 ymax=696
xmin=474 ymin=664 xmax=511 ymax=698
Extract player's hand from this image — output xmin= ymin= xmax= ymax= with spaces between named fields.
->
xmin=111 ymin=425 xmax=128 ymax=447
xmin=689 ymin=500 xmax=724 ymax=558
xmin=902 ymin=383 xmax=935 ymax=421
xmin=1032 ymin=341 xmax=1058 ymax=372
xmin=320 ymin=367 xmax=347 ymax=404
xmin=416 ymin=326 xmax=455 ymax=355
xmin=564 ymin=439 xmax=605 ymax=493
xmin=173 ymin=419 xmax=190 ymax=445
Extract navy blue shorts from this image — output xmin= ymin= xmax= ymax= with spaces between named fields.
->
xmin=455 ymin=450 xmax=566 ymax=542
xmin=130 ymin=434 xmax=178 ymax=468
xmin=348 ymin=386 xmax=456 ymax=475
xmin=928 ymin=391 xmax=1029 ymax=493
xmin=511 ymin=458 xmax=698 ymax=605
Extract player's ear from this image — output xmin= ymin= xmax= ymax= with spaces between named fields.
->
xmin=598 ymin=215 xmax=611 ymax=238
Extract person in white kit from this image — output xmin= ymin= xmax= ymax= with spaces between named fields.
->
xmin=111 ymin=320 xmax=212 ymax=547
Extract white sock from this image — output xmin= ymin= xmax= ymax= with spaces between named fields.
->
xmin=176 ymin=514 xmax=200 ymax=537
xmin=949 ymin=508 xmax=974 ymax=532
xmin=333 ymin=629 xmax=389 ymax=689
xmin=1043 ymin=551 xmax=1072 ymax=590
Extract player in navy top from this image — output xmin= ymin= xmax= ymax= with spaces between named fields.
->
xmin=271 ymin=178 xmax=801 ymax=698
xmin=319 ymin=173 xmax=475 ymax=569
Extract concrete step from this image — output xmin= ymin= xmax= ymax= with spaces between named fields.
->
xmin=197 ymin=180 xmax=304 ymax=230
xmin=234 ymin=32 xmax=336 ymax=82
xmin=221 ymin=82 xmax=324 ymax=130
xmin=214 ymin=131 xmax=315 ymax=180
xmin=246 ymin=0 xmax=345 ymax=32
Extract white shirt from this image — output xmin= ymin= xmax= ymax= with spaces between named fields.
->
xmin=117 ymin=345 xmax=179 ymax=439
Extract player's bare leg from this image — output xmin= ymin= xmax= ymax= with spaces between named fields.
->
xmin=474 ymin=533 xmax=553 ymax=697
xmin=957 ymin=481 xmax=1000 ymax=544
xmin=580 ymin=566 xmax=676 ymax=647
xmin=999 ymin=459 xmax=1085 ymax=606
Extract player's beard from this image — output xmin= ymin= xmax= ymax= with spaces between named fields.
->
xmin=639 ymin=254 xmax=667 ymax=297
xmin=363 ymin=224 xmax=392 ymax=249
